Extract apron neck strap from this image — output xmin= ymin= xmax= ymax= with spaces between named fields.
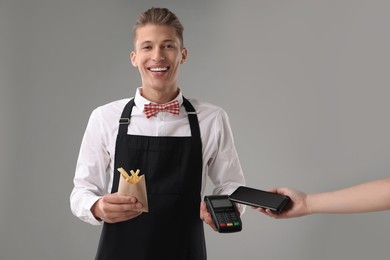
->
xmin=118 ymin=98 xmax=135 ymax=135
xmin=182 ymin=97 xmax=201 ymax=141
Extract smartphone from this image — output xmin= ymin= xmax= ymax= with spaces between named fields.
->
xmin=204 ymin=195 xmax=242 ymax=233
xmin=229 ymin=186 xmax=290 ymax=213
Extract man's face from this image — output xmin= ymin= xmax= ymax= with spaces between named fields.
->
xmin=131 ymin=24 xmax=187 ymax=94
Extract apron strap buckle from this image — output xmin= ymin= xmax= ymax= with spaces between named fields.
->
xmin=119 ymin=118 xmax=130 ymax=124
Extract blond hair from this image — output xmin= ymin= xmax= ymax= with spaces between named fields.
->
xmin=132 ymin=7 xmax=184 ymax=49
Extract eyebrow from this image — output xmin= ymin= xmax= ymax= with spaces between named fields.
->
xmin=140 ymin=39 xmax=177 ymax=46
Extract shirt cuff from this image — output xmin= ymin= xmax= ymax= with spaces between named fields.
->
xmin=73 ymin=196 xmax=104 ymax=226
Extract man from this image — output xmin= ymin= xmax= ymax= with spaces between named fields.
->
xmin=70 ymin=7 xmax=245 ymax=259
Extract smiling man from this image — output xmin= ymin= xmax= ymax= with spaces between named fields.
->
xmin=70 ymin=7 xmax=245 ymax=260
xmin=130 ymin=23 xmax=186 ymax=103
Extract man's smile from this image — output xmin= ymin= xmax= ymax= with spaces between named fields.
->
xmin=148 ymin=66 xmax=169 ymax=72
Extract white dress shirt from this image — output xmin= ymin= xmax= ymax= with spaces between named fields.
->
xmin=70 ymin=88 xmax=245 ymax=225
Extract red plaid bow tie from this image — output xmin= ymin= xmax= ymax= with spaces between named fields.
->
xmin=143 ymin=100 xmax=180 ymax=118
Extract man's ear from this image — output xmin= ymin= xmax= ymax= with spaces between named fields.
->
xmin=180 ymin=48 xmax=188 ymax=64
xmin=130 ymin=51 xmax=137 ymax=67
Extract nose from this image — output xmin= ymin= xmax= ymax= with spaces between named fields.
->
xmin=152 ymin=48 xmax=165 ymax=61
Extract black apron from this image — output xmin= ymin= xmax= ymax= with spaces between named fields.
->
xmin=95 ymin=97 xmax=207 ymax=260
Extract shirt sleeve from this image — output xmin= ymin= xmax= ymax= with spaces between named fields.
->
xmin=207 ymin=109 xmax=246 ymax=212
xmin=70 ymin=108 xmax=110 ymax=225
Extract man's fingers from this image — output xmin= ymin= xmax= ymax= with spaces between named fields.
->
xmin=107 ymin=201 xmax=143 ymax=212
xmin=200 ymin=201 xmax=217 ymax=231
xmin=105 ymin=211 xmax=143 ymax=223
xmin=104 ymin=193 xmax=138 ymax=204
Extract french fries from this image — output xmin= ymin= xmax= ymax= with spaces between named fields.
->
xmin=117 ymin=167 xmax=142 ymax=184
xmin=117 ymin=167 xmax=149 ymax=212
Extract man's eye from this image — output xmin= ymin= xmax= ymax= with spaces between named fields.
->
xmin=142 ymin=46 xmax=151 ymax=50
xmin=164 ymin=44 xmax=175 ymax=49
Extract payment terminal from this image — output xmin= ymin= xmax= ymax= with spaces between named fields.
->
xmin=204 ymin=195 xmax=242 ymax=233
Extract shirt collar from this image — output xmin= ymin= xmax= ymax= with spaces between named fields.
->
xmin=134 ymin=87 xmax=183 ymax=112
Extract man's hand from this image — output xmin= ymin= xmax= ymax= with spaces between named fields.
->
xmin=200 ymin=201 xmax=217 ymax=232
xmin=91 ymin=193 xmax=143 ymax=223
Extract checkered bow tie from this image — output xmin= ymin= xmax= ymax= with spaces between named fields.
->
xmin=143 ymin=100 xmax=180 ymax=118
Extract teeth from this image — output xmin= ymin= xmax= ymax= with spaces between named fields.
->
xmin=149 ymin=67 xmax=168 ymax=72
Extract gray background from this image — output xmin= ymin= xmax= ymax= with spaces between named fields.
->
xmin=1 ymin=0 xmax=389 ymax=259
